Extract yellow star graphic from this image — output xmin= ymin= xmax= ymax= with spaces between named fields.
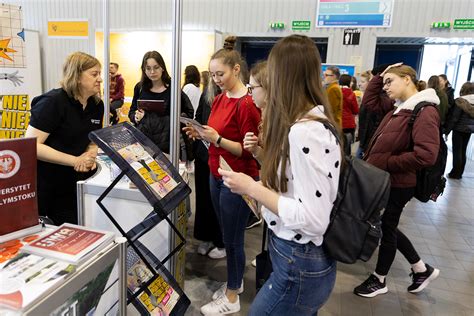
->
xmin=0 ymin=38 xmax=17 ymax=62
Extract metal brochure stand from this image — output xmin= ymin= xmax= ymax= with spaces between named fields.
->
xmin=88 ymin=123 xmax=191 ymax=315
xmin=22 ymin=239 xmax=127 ymax=315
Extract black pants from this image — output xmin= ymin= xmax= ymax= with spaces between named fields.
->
xmin=193 ymin=158 xmax=224 ymax=248
xmin=450 ymin=130 xmax=472 ymax=178
xmin=375 ymin=187 xmax=421 ymax=276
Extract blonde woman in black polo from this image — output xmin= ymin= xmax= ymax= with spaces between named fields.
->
xmin=25 ymin=52 xmax=104 ymax=225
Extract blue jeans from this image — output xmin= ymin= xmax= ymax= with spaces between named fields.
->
xmin=209 ymin=175 xmax=251 ymax=290
xmin=249 ymin=231 xmax=336 ymax=315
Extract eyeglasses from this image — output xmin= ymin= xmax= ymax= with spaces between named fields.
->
xmin=145 ymin=66 xmax=162 ymax=73
xmin=323 ymin=73 xmax=335 ymax=77
xmin=246 ymin=83 xmax=262 ymax=95
xmin=383 ymin=78 xmax=393 ymax=88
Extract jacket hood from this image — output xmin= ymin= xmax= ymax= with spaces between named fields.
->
xmin=456 ymin=94 xmax=474 ymax=118
xmin=394 ymin=88 xmax=440 ymax=113
xmin=460 ymin=94 xmax=474 ymax=104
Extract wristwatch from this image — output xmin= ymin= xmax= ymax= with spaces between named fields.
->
xmin=215 ymin=135 xmax=222 ymax=147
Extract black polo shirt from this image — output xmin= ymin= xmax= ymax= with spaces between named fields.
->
xmin=29 ymin=88 xmax=104 ymax=221
xmin=30 ymin=88 xmax=103 ymax=157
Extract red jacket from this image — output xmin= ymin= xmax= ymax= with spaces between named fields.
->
xmin=341 ymin=87 xmax=359 ymax=129
xmin=365 ymin=89 xmax=441 ymax=188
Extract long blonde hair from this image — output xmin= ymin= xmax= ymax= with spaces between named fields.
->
xmin=262 ymin=35 xmax=341 ymax=192
xmin=60 ymin=52 xmax=101 ymax=101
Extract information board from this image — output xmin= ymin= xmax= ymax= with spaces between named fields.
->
xmin=316 ymin=0 xmax=394 ymax=28
xmin=322 ymin=64 xmax=356 ymax=76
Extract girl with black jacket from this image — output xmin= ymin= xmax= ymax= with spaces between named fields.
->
xmin=129 ymin=51 xmax=194 ymax=154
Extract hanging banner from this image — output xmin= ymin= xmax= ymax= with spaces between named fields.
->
xmin=0 ymin=4 xmax=42 ymax=139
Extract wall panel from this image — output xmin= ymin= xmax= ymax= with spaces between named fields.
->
xmin=6 ymin=0 xmax=473 ymax=91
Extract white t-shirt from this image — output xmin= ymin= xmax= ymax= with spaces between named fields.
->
xmin=262 ymin=106 xmax=341 ymax=246
xmin=183 ymin=84 xmax=202 ymax=113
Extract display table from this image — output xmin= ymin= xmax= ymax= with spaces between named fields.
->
xmin=0 ymin=235 xmax=126 ymax=316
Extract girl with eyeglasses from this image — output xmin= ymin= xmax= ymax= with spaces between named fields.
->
xmin=353 ymin=63 xmax=440 ymax=298
xmin=184 ymin=36 xmax=261 ymax=315
xmin=129 ymin=51 xmax=194 ymax=155
xmin=219 ymin=34 xmax=341 ymax=315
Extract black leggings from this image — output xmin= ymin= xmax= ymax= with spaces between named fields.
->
xmin=375 ymin=187 xmax=421 ymax=276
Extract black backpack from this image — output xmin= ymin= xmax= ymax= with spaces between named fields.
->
xmin=323 ymin=122 xmax=391 ymax=264
xmin=409 ymin=102 xmax=448 ymax=202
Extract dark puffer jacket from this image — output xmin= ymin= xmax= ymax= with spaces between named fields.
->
xmin=365 ymin=88 xmax=441 ymax=188
xmin=129 ymin=83 xmax=194 ymax=154
xmin=444 ymin=95 xmax=474 ymax=134
xmin=358 ymin=74 xmax=394 ymax=150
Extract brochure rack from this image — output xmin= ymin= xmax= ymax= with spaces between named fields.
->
xmin=89 ymin=123 xmax=191 ymax=315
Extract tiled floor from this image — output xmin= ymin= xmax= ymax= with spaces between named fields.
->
xmin=184 ymin=146 xmax=474 ymax=315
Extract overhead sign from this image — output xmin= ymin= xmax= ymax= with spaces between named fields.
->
xmin=431 ymin=22 xmax=451 ymax=29
xmin=316 ymin=0 xmax=394 ymax=28
xmin=343 ymin=28 xmax=361 ymax=45
xmin=48 ymin=20 xmax=89 ymax=38
xmin=292 ymin=20 xmax=311 ymax=31
xmin=269 ymin=22 xmax=285 ymax=30
xmin=322 ymin=64 xmax=356 ymax=76
xmin=453 ymin=19 xmax=474 ymax=30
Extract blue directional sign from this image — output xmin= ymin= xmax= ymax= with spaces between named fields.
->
xmin=316 ymin=0 xmax=394 ymax=28
xmin=322 ymin=64 xmax=356 ymax=76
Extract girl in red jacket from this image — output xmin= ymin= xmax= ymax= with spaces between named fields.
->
xmin=339 ymin=74 xmax=359 ymax=155
xmin=354 ymin=64 xmax=440 ymax=298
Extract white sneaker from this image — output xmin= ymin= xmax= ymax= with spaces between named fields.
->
xmin=197 ymin=242 xmax=214 ymax=255
xmin=208 ymin=247 xmax=226 ymax=259
xmin=212 ymin=281 xmax=244 ymax=300
xmin=200 ymin=294 xmax=240 ymax=315
xmin=251 ymin=259 xmax=257 ymax=267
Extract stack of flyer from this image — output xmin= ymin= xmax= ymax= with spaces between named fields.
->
xmin=21 ymin=224 xmax=115 ymax=265
xmin=0 ymin=252 xmax=75 ymax=311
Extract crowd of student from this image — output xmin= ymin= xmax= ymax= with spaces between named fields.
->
xmin=26 ymin=34 xmax=474 ymax=315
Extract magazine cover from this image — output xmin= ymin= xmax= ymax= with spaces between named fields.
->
xmin=0 ymin=253 xmax=75 ymax=310
xmin=50 ymin=264 xmax=114 ymax=316
xmin=88 ymin=123 xmax=191 ymax=217
xmin=0 ymin=138 xmax=41 ymax=241
xmin=127 ymin=241 xmax=190 ymax=316
xmin=118 ymin=142 xmax=179 ymax=199
xmin=219 ymin=156 xmax=260 ymax=219
xmin=21 ymin=224 xmax=115 ymax=264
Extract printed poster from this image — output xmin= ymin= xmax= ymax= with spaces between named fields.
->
xmin=0 ymin=4 xmax=42 ymax=139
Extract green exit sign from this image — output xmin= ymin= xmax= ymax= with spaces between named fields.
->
xmin=292 ymin=20 xmax=311 ymax=31
xmin=454 ymin=19 xmax=474 ymax=30
xmin=431 ymin=22 xmax=450 ymax=29
xmin=270 ymin=22 xmax=285 ymax=29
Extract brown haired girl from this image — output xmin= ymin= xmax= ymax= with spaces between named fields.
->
xmin=129 ymin=51 xmax=194 ymax=154
xmin=219 ymin=34 xmax=341 ymax=315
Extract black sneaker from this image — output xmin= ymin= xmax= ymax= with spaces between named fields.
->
xmin=246 ymin=215 xmax=262 ymax=230
xmin=407 ymin=264 xmax=440 ymax=293
xmin=353 ymin=274 xmax=388 ymax=298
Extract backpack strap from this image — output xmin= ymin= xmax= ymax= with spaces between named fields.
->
xmin=408 ymin=101 xmax=438 ymax=128
xmin=408 ymin=101 xmax=440 ymax=149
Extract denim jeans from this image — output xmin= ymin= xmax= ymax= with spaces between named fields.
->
xmin=209 ymin=175 xmax=251 ymax=290
xmin=249 ymin=231 xmax=336 ymax=315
